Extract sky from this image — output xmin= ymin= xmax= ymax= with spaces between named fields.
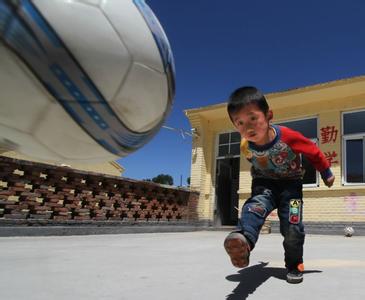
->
xmin=119 ymin=0 xmax=365 ymax=186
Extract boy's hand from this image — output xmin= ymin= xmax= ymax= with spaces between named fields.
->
xmin=323 ymin=175 xmax=335 ymax=187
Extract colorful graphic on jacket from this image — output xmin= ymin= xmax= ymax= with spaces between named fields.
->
xmin=249 ymin=140 xmax=302 ymax=179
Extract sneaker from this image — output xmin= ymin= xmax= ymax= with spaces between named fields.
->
xmin=224 ymin=232 xmax=251 ymax=268
xmin=286 ymin=264 xmax=304 ymax=284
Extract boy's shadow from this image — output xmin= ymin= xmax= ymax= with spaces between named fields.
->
xmin=226 ymin=262 xmax=322 ymax=300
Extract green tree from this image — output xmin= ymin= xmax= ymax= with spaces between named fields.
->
xmin=152 ymin=174 xmax=174 ymax=185
xmin=187 ymin=177 xmax=191 ymax=186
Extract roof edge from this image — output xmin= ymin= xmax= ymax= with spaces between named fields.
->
xmin=185 ymin=75 xmax=365 ymax=115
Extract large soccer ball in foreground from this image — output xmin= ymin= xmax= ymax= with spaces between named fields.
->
xmin=0 ymin=0 xmax=175 ymax=163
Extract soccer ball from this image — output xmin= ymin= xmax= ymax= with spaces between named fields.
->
xmin=0 ymin=0 xmax=175 ymax=163
xmin=344 ymin=226 xmax=354 ymax=237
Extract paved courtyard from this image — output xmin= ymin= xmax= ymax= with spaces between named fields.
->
xmin=0 ymin=231 xmax=364 ymax=300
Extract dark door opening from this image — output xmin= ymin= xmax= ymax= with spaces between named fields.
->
xmin=215 ymin=157 xmax=240 ymax=226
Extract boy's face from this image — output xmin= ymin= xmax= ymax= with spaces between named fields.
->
xmin=230 ymin=103 xmax=273 ymax=145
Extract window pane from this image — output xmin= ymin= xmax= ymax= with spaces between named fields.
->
xmin=218 ymin=145 xmax=229 ymax=157
xmin=230 ymin=143 xmax=240 ymax=156
xmin=230 ymin=132 xmax=241 ymax=143
xmin=344 ymin=111 xmax=365 ymax=135
xmin=219 ymin=133 xmax=229 ymax=145
xmin=346 ymin=139 xmax=364 ymax=183
xmin=302 ymin=156 xmax=317 ymax=184
xmin=277 ymin=118 xmax=317 ymax=139
xmin=218 ymin=132 xmax=241 ymax=158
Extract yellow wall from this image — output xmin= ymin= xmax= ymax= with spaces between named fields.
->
xmin=186 ymin=76 xmax=365 ymax=223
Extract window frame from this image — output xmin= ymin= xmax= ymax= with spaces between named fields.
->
xmin=216 ymin=131 xmax=241 ymax=159
xmin=342 ymin=109 xmax=365 ymax=186
xmin=301 ymin=138 xmax=320 ymax=187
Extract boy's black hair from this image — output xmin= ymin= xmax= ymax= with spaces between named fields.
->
xmin=227 ymin=86 xmax=269 ymax=119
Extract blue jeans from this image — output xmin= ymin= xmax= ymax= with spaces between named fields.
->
xmin=237 ymin=178 xmax=305 ymax=270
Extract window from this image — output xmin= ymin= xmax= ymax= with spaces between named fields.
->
xmin=277 ymin=118 xmax=317 ymax=139
xmin=343 ymin=110 xmax=365 ymax=184
xmin=217 ymin=131 xmax=241 ymax=158
xmin=276 ymin=118 xmax=318 ymax=186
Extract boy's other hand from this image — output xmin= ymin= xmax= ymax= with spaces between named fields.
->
xmin=324 ymin=175 xmax=335 ymax=187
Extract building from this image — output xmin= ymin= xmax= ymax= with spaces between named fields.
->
xmin=185 ymin=76 xmax=365 ymax=231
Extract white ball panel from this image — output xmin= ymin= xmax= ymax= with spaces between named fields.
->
xmin=74 ymin=0 xmax=101 ymax=6
xmin=0 ymin=44 xmax=54 ymax=132
xmin=113 ymin=63 xmax=168 ymax=133
xmin=33 ymin=103 xmax=118 ymax=162
xmin=32 ymin=0 xmax=131 ymax=102
xmin=0 ymin=124 xmax=60 ymax=161
xmin=101 ymin=0 xmax=164 ymax=73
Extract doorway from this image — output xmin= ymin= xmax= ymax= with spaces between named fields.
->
xmin=215 ymin=157 xmax=240 ymax=226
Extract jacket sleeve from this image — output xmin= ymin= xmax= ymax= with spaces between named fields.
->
xmin=280 ymin=126 xmax=333 ymax=179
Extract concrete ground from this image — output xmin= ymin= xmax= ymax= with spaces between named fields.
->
xmin=0 ymin=231 xmax=364 ymax=300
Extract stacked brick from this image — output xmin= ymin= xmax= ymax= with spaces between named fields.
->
xmin=0 ymin=156 xmax=199 ymax=224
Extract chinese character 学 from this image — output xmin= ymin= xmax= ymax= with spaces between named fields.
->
xmin=324 ymin=151 xmax=339 ymax=165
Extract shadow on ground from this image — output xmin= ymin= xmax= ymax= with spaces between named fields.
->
xmin=225 ymin=262 xmax=322 ymax=300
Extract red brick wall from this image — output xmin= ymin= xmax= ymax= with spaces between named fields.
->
xmin=0 ymin=156 xmax=199 ymax=225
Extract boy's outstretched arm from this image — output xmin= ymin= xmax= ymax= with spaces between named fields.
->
xmin=280 ymin=126 xmax=336 ymax=188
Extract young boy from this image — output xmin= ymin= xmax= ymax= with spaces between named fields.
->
xmin=224 ymin=86 xmax=335 ymax=284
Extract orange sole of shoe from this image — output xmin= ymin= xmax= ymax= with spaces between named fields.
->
xmin=297 ymin=263 xmax=305 ymax=272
